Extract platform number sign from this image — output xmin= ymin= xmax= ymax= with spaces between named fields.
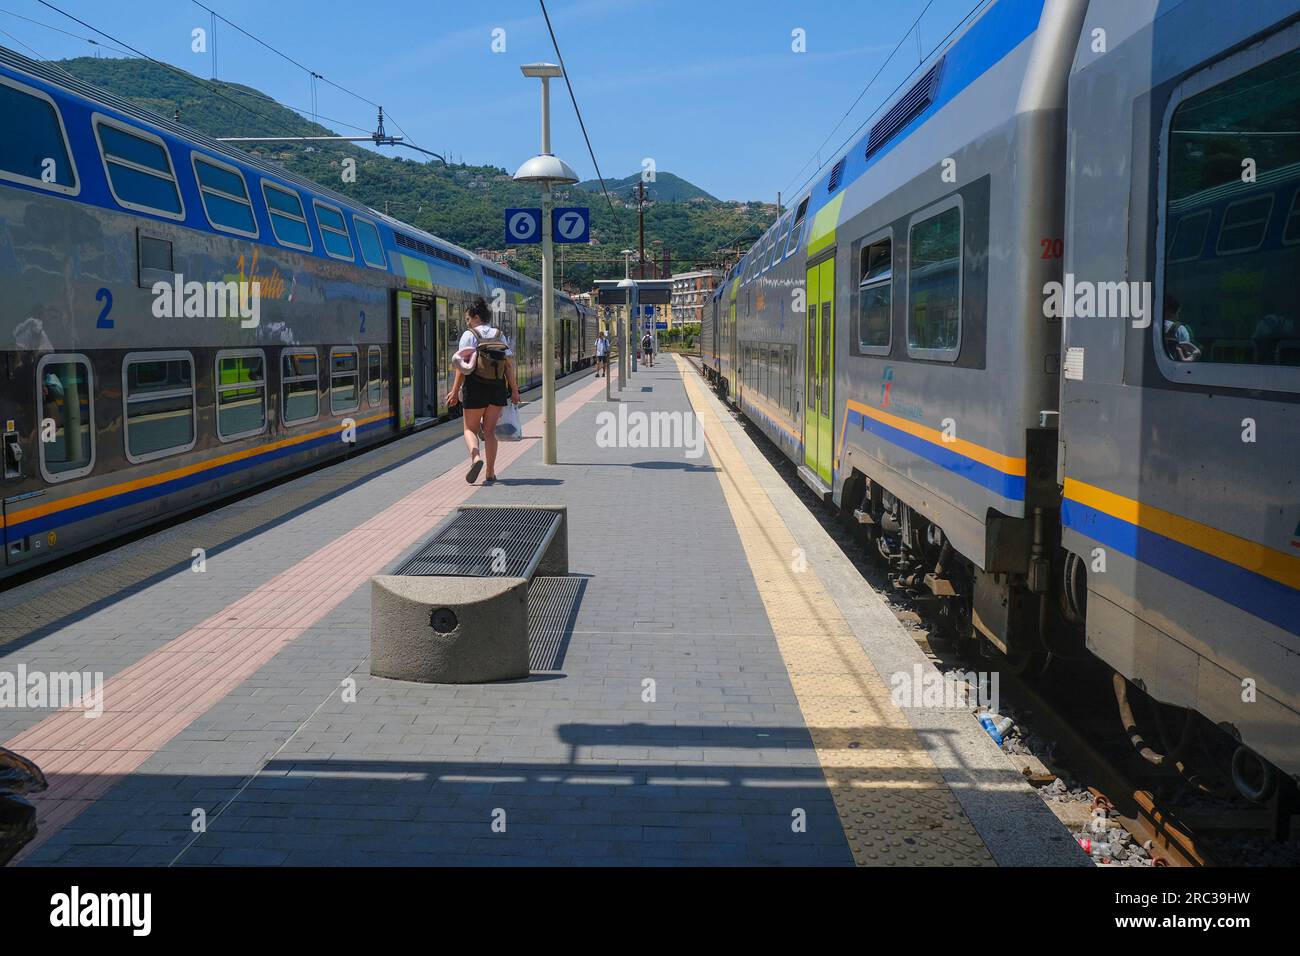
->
xmin=505 ymin=208 xmax=542 ymax=244
xmin=552 ymin=207 xmax=590 ymax=244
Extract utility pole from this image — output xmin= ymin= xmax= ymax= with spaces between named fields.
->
xmin=637 ymin=180 xmax=648 ymax=279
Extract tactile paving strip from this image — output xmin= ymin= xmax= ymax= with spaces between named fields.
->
xmin=0 ymin=429 xmax=457 ymax=649
xmin=678 ymin=358 xmax=995 ymax=867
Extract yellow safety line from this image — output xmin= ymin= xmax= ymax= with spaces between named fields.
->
xmin=1064 ymin=477 xmax=1300 ymax=591
xmin=675 ymin=356 xmax=994 ymax=866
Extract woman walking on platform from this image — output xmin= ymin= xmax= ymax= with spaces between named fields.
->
xmin=446 ymin=297 xmax=521 ymax=484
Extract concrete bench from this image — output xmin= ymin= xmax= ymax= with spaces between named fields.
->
xmin=370 ymin=505 xmax=567 ymax=684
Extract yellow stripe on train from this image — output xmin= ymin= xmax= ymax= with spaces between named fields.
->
xmin=3 ymin=411 xmax=392 ymax=529
xmin=1063 ymin=477 xmax=1300 ymax=592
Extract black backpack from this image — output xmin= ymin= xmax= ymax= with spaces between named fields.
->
xmin=470 ymin=327 xmax=509 ymax=382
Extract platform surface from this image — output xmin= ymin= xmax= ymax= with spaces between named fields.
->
xmin=0 ymin=359 xmax=1086 ymax=867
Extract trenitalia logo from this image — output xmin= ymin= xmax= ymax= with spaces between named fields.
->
xmin=880 ymin=365 xmax=893 ymax=408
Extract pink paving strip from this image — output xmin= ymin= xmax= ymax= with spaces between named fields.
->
xmin=6 ymin=378 xmax=604 ymax=858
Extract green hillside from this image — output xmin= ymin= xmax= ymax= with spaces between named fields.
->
xmin=55 ymin=56 xmax=775 ymax=292
xmin=576 ymin=171 xmax=717 ymax=203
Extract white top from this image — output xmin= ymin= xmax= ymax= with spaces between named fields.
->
xmin=459 ymin=325 xmax=513 ymax=357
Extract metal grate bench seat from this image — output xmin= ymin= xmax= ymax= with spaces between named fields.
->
xmin=370 ymin=505 xmax=567 ymax=684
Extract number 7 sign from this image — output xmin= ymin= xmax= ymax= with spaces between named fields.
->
xmin=552 ymin=207 xmax=590 ymax=244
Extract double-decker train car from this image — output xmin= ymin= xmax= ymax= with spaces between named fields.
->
xmin=0 ymin=46 xmax=594 ymax=582
xmin=705 ymin=0 xmax=1300 ymax=800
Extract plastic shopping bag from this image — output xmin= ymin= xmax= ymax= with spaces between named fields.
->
xmin=495 ymin=401 xmax=523 ymax=442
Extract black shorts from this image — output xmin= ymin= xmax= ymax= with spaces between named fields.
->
xmin=461 ymin=376 xmax=509 ymax=409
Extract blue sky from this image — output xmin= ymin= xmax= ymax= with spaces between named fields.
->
xmin=1 ymin=0 xmax=988 ymax=201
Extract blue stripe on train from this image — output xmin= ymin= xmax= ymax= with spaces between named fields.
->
xmin=845 ymin=406 xmax=1025 ymax=501
xmin=9 ymin=416 xmax=395 ymax=540
xmin=1062 ymin=498 xmax=1300 ymax=637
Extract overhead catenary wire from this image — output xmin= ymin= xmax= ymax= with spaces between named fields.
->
xmin=34 ymin=0 xmax=314 ymax=141
xmin=781 ymin=0 xmax=938 ymax=199
xmin=1 ymin=7 xmax=372 ymax=137
xmin=188 ymin=0 xmax=425 ymax=153
xmin=538 ymin=0 xmax=616 ymax=216
xmin=781 ymin=0 xmax=991 ymax=203
xmin=0 ymin=6 xmax=134 ymax=58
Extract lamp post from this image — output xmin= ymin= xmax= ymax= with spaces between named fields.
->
xmin=619 ymin=249 xmax=633 ymax=387
xmin=513 ymin=62 xmax=578 ymax=466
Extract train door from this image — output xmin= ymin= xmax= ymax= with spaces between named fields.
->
xmin=435 ymin=296 xmax=449 ymax=417
xmin=514 ymin=305 xmax=527 ymax=388
xmin=395 ymin=291 xmax=414 ymax=428
xmin=563 ymin=312 xmax=572 ymax=374
xmin=412 ymin=295 xmax=434 ymax=423
xmin=728 ymin=288 xmax=738 ymax=398
xmin=804 ymin=256 xmax=834 ymax=486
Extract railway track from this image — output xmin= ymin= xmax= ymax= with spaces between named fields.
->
xmin=683 ymin=353 xmax=1296 ymax=868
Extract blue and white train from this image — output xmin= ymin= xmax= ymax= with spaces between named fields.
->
xmin=702 ymin=0 xmax=1300 ymax=802
xmin=0 ymin=47 xmax=595 ymax=581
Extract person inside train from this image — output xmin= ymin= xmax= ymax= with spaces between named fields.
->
xmin=1252 ymin=312 xmax=1300 ymax=365
xmin=446 ymin=297 xmax=520 ymax=484
xmin=1162 ymin=294 xmax=1202 ymax=363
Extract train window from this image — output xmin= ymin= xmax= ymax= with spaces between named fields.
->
xmin=785 ymin=197 xmax=809 ymax=258
xmin=215 ymin=351 xmax=267 ymax=442
xmin=354 ymin=216 xmax=387 ymax=269
xmin=122 ymin=352 xmax=196 ymax=463
xmin=1166 ymin=210 xmax=1210 ymax=263
xmin=193 ymin=155 xmax=257 ymax=237
xmin=1215 ymin=196 xmax=1273 ymax=255
xmin=93 ymin=116 xmax=183 ymax=220
xmin=1285 ymin=190 xmax=1300 ymax=245
xmin=0 ymin=77 xmax=78 ymax=195
xmin=313 ymin=201 xmax=355 ymax=261
xmin=1160 ymin=43 xmax=1300 ymax=378
xmin=36 ymin=354 xmax=94 ymax=482
xmin=907 ymin=199 xmax=962 ymax=359
xmin=282 ymin=350 xmax=320 ymax=424
xmin=262 ymin=182 xmax=313 ymax=251
xmin=367 ymin=346 xmax=383 ymax=406
xmin=329 ymin=348 xmax=360 ymax=413
xmin=858 ymin=234 xmax=892 ymax=351
xmin=775 ymin=214 xmax=794 ymax=264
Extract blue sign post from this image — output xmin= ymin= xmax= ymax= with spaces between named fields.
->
xmin=551 ymin=207 xmax=590 ymax=244
xmin=504 ymin=208 xmax=542 ymax=244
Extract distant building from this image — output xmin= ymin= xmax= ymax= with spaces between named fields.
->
xmin=670 ymin=269 xmax=723 ymax=327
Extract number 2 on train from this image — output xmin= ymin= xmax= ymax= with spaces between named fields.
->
xmin=95 ymin=287 xmax=113 ymax=328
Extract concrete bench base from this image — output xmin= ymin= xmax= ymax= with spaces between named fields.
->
xmin=370 ymin=575 xmax=532 ymax=684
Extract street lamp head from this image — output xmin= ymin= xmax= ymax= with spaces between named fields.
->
xmin=616 ymin=277 xmax=636 ymax=288
xmin=512 ymin=153 xmax=579 ymax=184
xmin=521 ymin=62 xmax=563 ymax=79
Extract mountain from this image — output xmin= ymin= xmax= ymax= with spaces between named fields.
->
xmin=52 ymin=56 xmax=776 ymax=292
xmin=576 ymin=172 xmax=717 ymax=204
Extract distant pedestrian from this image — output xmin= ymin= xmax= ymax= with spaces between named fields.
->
xmin=641 ymin=331 xmax=654 ymax=367
xmin=595 ymin=330 xmax=610 ymax=377
xmin=446 ymin=297 xmax=520 ymax=484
